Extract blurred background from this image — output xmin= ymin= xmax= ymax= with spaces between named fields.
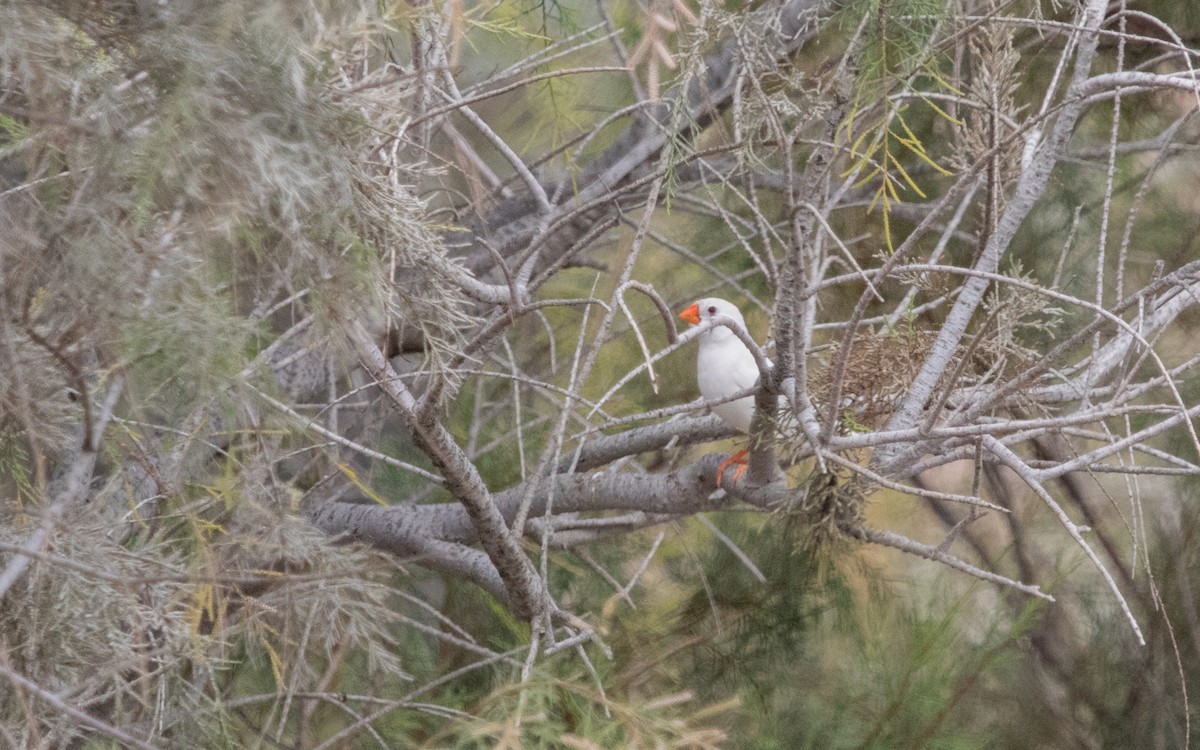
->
xmin=2 ymin=0 xmax=1200 ymax=747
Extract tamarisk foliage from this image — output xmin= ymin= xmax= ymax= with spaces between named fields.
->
xmin=2 ymin=0 xmax=1199 ymax=746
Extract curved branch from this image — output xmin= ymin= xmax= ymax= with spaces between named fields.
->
xmin=455 ymin=0 xmax=830 ymax=284
xmin=344 ymin=322 xmax=549 ymax=621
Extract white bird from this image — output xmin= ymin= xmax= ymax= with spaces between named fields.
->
xmin=679 ymin=297 xmax=762 ymax=486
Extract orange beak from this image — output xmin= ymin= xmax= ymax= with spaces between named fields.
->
xmin=679 ymin=303 xmax=700 ymax=325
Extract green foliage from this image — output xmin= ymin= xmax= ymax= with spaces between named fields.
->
xmin=3 ymin=0 xmax=1199 ymax=747
xmin=847 ymin=0 xmax=948 ymax=88
xmin=673 ymin=520 xmax=833 ymax=699
xmin=840 ymin=103 xmax=955 ymax=251
xmin=519 ymin=0 xmax=579 ymax=37
xmin=119 ymin=270 xmax=255 ymax=408
xmin=0 ymin=1 xmax=471 ymax=746
xmin=835 ymin=0 xmax=957 ymax=250
xmin=422 ymin=673 xmax=734 ymax=748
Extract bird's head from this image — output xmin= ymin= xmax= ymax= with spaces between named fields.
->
xmin=679 ymin=298 xmax=748 ymax=342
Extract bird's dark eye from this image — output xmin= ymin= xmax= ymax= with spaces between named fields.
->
xmin=707 ymin=306 xmax=717 ymax=315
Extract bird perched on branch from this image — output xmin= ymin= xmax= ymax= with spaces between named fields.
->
xmin=679 ymin=297 xmax=762 ymax=486
xmin=680 ymin=297 xmax=942 ymax=488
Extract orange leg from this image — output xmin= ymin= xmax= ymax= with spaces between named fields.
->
xmin=716 ymin=449 xmax=749 ymax=488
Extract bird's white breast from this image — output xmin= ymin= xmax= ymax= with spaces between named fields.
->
xmin=696 ymin=332 xmax=758 ymax=434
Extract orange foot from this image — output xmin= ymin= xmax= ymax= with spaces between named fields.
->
xmin=716 ymin=449 xmax=749 ymax=488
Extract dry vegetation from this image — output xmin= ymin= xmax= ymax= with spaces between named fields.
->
xmin=2 ymin=0 xmax=1200 ymax=746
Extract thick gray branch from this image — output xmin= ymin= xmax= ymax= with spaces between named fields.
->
xmin=874 ymin=0 xmax=1112 ymax=475
xmin=560 ymin=415 xmax=733 ymax=473
xmin=311 ymin=454 xmax=750 ymax=549
xmin=345 ymin=323 xmax=549 ymax=620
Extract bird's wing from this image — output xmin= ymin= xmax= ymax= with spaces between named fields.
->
xmin=723 ymin=341 xmax=761 ymax=392
xmin=698 ymin=337 xmax=761 ymax=395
